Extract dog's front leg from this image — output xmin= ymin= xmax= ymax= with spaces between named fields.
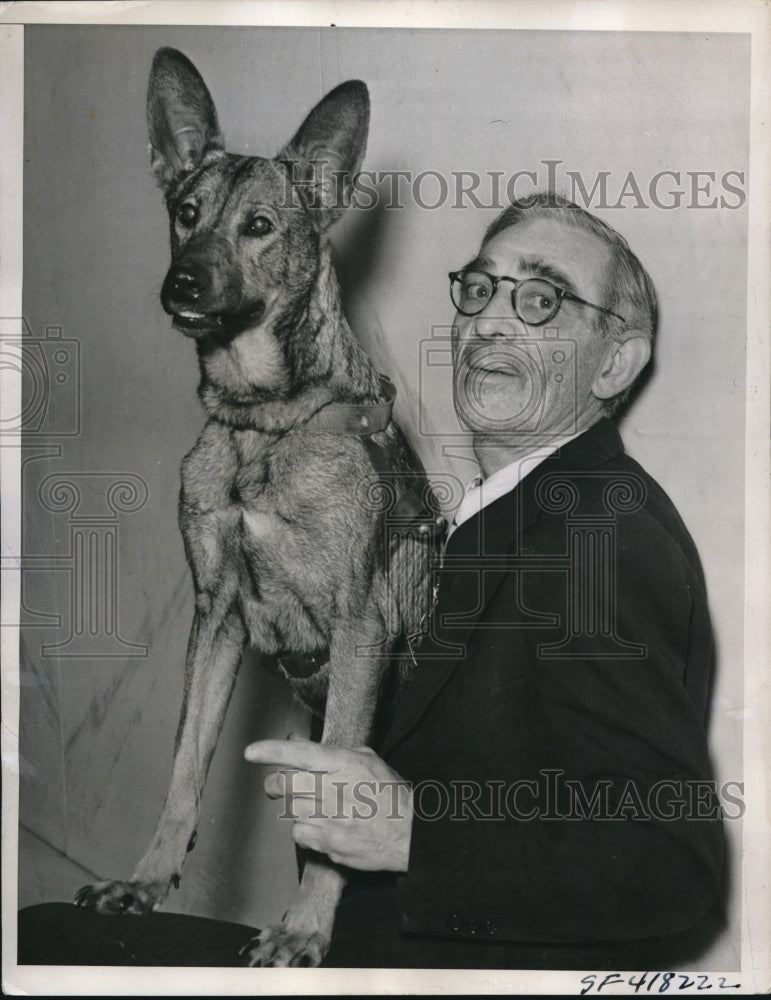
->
xmin=244 ymin=614 xmax=389 ymax=967
xmin=75 ymin=601 xmax=246 ymax=915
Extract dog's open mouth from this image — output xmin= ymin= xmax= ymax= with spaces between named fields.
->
xmin=172 ymin=303 xmax=266 ymax=339
xmin=173 ymin=311 xmax=224 ymax=334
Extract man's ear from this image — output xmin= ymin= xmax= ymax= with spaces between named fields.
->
xmin=278 ymin=80 xmax=369 ymax=231
xmin=592 ymin=333 xmax=651 ymax=402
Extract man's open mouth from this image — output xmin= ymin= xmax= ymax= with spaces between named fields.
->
xmin=462 ymin=347 xmax=525 ymax=377
xmin=472 ymin=364 xmax=521 ymax=375
xmin=465 ymin=358 xmax=523 ymax=377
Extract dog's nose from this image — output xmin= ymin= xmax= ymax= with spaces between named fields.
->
xmin=167 ymin=267 xmax=205 ymax=303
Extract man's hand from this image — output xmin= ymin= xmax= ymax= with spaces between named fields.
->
xmin=244 ymin=739 xmax=413 ymax=872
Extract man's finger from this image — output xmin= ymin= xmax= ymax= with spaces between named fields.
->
xmin=244 ymin=737 xmax=349 ymax=771
xmin=285 ymin=797 xmax=325 ymax=823
xmin=263 ymin=769 xmax=321 ymax=800
xmin=292 ymin=821 xmax=325 ymax=853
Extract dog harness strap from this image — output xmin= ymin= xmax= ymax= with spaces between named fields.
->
xmin=302 ymin=375 xmax=396 ymax=435
xmin=363 ymin=434 xmax=447 ymax=541
xmin=303 ymin=373 xmax=447 ymax=542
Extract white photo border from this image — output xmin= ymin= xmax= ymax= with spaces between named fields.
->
xmin=1 ymin=1 xmax=768 ymax=995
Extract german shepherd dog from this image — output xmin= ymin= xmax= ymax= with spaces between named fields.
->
xmin=75 ymin=48 xmax=440 ymax=967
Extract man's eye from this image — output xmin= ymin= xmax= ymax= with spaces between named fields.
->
xmin=522 ymin=289 xmax=556 ymax=312
xmin=465 ymin=282 xmax=489 ymax=300
xmin=177 ymin=202 xmax=199 ymax=227
xmin=247 ymin=215 xmax=274 ymax=236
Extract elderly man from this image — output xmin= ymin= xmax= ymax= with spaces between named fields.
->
xmin=247 ymin=192 xmax=725 ymax=969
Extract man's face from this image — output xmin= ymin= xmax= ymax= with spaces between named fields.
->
xmin=451 ymin=216 xmax=614 ymax=443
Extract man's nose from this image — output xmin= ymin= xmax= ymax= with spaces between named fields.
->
xmin=472 ymin=308 xmax=523 ymax=340
xmin=473 ymin=317 xmax=511 ymax=339
xmin=470 ymin=283 xmax=524 ymax=339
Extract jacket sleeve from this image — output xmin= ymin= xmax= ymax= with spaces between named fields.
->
xmin=396 ymin=510 xmax=725 ymax=944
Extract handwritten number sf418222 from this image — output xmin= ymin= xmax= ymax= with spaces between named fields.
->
xmin=580 ymin=971 xmax=741 ymax=995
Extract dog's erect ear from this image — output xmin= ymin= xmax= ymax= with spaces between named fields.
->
xmin=147 ymin=48 xmax=224 ymax=192
xmin=278 ymin=81 xmax=369 ymax=230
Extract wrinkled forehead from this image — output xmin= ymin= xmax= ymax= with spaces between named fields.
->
xmin=477 ymin=216 xmax=613 ymax=302
xmin=170 ymin=153 xmax=297 ymax=208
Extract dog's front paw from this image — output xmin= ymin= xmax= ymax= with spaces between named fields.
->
xmin=239 ymin=924 xmax=329 ymax=968
xmin=74 ymin=879 xmax=168 ymax=916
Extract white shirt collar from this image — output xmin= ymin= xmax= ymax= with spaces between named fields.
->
xmin=448 ymin=430 xmax=583 ymax=538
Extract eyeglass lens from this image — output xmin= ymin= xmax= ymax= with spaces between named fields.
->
xmin=452 ymin=271 xmax=561 ymax=324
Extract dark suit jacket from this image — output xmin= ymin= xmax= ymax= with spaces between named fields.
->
xmin=325 ymin=418 xmax=725 ymax=969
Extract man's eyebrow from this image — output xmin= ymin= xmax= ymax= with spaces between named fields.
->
xmin=465 ymin=253 xmax=579 ymax=295
xmin=518 ymin=256 xmax=577 ymax=294
xmin=465 ymin=255 xmax=493 ymax=271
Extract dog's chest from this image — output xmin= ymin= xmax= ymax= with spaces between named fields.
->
xmin=229 ymin=428 xmax=274 ymax=507
xmin=181 ymin=423 xmax=292 ymax=538
xmin=180 ymin=421 xmax=366 ymax=656
xmin=181 ymin=420 xmax=353 ymax=580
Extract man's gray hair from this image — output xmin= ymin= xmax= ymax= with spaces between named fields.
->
xmin=484 ymin=192 xmax=657 ymax=414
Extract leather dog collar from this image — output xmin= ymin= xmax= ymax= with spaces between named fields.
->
xmin=303 ymin=375 xmax=396 ymax=436
xmin=305 ymin=372 xmax=445 ymax=541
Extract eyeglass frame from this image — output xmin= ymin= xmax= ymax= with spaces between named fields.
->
xmin=448 ymin=268 xmax=627 ymax=326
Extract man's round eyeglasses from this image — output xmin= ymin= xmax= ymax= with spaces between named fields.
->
xmin=449 ymin=269 xmax=627 ymax=326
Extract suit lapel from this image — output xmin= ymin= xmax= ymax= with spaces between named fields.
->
xmin=380 ymin=420 xmax=625 ymax=758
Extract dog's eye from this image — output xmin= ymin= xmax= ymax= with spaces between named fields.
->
xmin=177 ymin=202 xmax=199 ymax=228
xmin=247 ymin=215 xmax=274 ymax=237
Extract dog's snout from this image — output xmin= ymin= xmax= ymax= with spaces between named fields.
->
xmin=166 ymin=265 xmax=207 ymax=303
xmin=161 ymin=262 xmax=219 ymax=321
